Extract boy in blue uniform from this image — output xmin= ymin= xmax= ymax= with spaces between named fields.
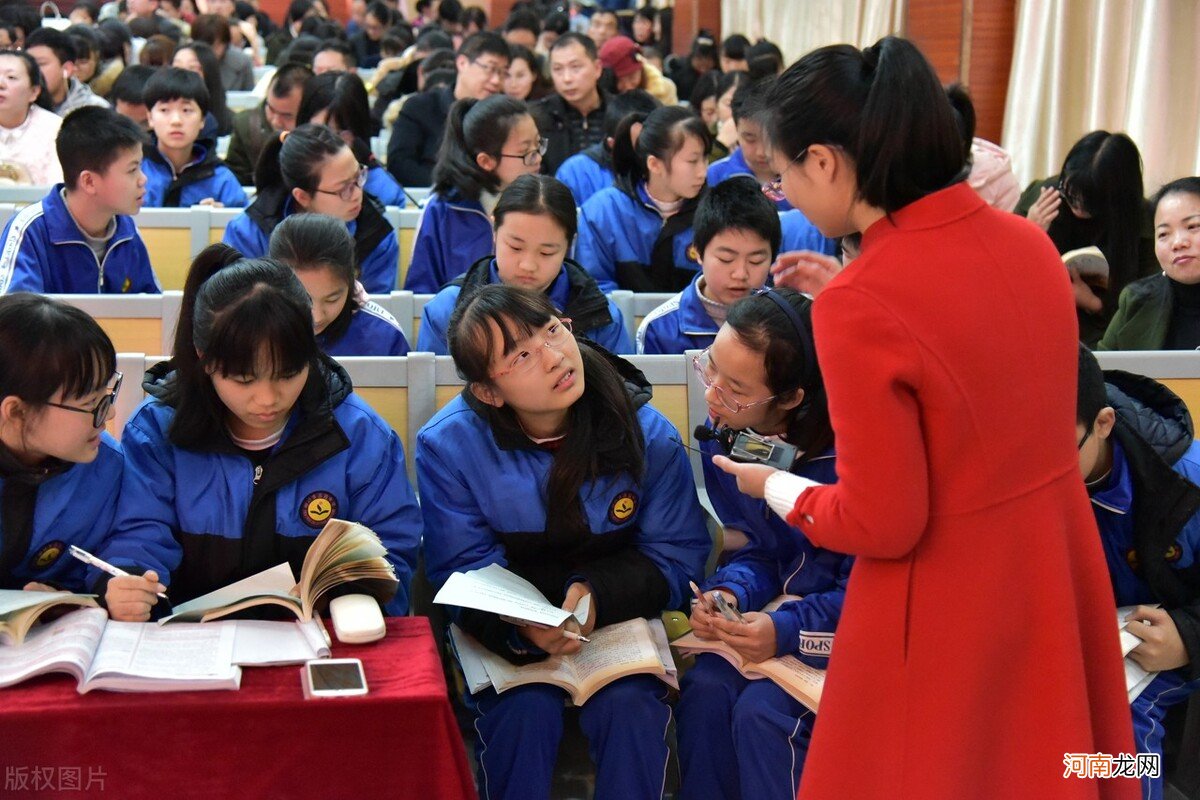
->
xmin=554 ymin=89 xmax=659 ymax=208
xmin=1076 ymin=346 xmax=1200 ymax=800
xmin=638 ymin=176 xmax=778 ymax=354
xmin=140 ymin=67 xmax=247 ymax=209
xmin=0 ymin=107 xmax=159 ymax=294
xmin=707 ymin=79 xmax=791 ymax=211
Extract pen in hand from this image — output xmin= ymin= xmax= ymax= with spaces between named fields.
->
xmin=562 ymin=629 xmax=590 ymax=643
xmin=68 ymin=545 xmax=169 ymax=600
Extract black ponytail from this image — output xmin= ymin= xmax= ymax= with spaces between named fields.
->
xmin=611 ymin=105 xmax=711 ymax=195
xmin=447 ymin=285 xmax=644 ymax=539
xmin=761 ymin=36 xmax=964 ymax=213
xmin=726 ymin=288 xmax=833 ymax=462
xmin=432 ymin=95 xmax=531 ymax=201
xmin=165 ymin=244 xmax=320 ymax=449
xmin=253 ymin=123 xmax=347 ymax=194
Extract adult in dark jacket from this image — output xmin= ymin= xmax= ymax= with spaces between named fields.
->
xmin=1098 ymin=177 xmax=1200 ymax=351
xmin=386 ymin=31 xmax=509 ymax=187
xmin=531 ymin=33 xmax=609 ymax=176
xmin=223 ymin=63 xmax=312 ymax=185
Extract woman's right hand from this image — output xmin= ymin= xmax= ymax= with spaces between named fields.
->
xmin=518 ymin=618 xmax=582 ymax=656
xmin=772 ymin=250 xmax=844 ymax=298
xmin=1027 ymin=185 xmax=1061 ymax=231
xmin=105 ymin=571 xmax=164 ymax=622
xmin=688 ymin=589 xmax=737 ymax=640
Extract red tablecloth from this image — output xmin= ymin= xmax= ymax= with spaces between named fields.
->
xmin=0 ymin=617 xmax=477 ymax=800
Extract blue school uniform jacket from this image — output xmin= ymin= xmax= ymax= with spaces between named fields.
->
xmin=636 ymin=273 xmax=719 ymax=355
xmin=700 ymin=428 xmax=852 ymax=667
xmin=99 ymin=357 xmax=422 ymax=616
xmin=364 ymin=164 xmax=407 ymax=208
xmin=0 ymin=434 xmax=123 ymax=592
xmin=222 ymin=186 xmax=400 ymax=294
xmin=405 ymin=189 xmax=493 ymax=293
xmin=707 ymin=148 xmax=793 ymax=212
xmin=781 ymin=208 xmax=838 ymax=256
xmin=0 ymin=185 xmax=160 ymax=294
xmin=416 ymin=256 xmax=632 ymax=355
xmin=141 ymin=141 xmax=248 ymax=209
xmin=319 ymin=300 xmax=410 ymax=357
xmin=418 ymin=347 xmax=710 ymax=662
xmin=554 ymin=144 xmax=613 ymax=207
xmin=576 ymin=183 xmax=704 ymax=293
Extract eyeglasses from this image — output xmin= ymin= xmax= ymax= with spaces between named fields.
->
xmin=761 ymin=148 xmax=810 ymax=203
xmin=315 ymin=165 xmax=367 ymax=201
xmin=491 ymin=318 xmax=574 ymax=379
xmin=473 ymin=59 xmax=509 ymax=81
xmin=499 ymin=138 xmax=548 ymax=167
xmin=1077 ymin=427 xmax=1091 ymax=450
xmin=45 ymin=372 xmax=122 ymax=429
xmin=1056 ymin=177 xmax=1086 ymax=213
xmin=692 ymin=349 xmax=777 ymax=414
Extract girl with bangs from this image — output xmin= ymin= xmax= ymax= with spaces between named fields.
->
xmin=0 ymin=294 xmax=123 ymax=593
xmin=98 ymin=244 xmax=421 ymax=622
xmin=417 ymin=285 xmax=709 ymax=800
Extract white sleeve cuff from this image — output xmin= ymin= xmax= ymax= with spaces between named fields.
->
xmin=764 ymin=471 xmax=822 ymax=523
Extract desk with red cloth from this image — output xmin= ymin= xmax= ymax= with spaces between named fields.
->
xmin=1 ymin=617 xmax=476 ymax=799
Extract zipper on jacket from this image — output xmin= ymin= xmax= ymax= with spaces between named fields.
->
xmin=253 ymin=465 xmax=263 ymax=485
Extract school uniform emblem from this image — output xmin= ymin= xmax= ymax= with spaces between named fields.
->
xmin=1165 ymin=544 xmax=1182 ymax=563
xmin=1126 ymin=548 xmax=1140 ymax=572
xmin=33 ymin=541 xmax=66 ymax=569
xmin=608 ymin=491 xmax=638 ymax=524
xmin=301 ymin=491 xmax=337 ymax=528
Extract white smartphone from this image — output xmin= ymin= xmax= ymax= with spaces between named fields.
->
xmin=302 ymin=658 xmax=368 ymax=699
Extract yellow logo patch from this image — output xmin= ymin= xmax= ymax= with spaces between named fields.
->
xmin=300 ymin=491 xmax=337 ymax=528
xmin=33 ymin=541 xmax=65 ymax=569
xmin=608 ymin=491 xmax=638 ymax=525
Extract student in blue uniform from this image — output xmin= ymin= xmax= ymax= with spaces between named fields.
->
xmin=270 ymin=213 xmax=410 ymax=357
xmin=676 ymin=287 xmax=851 ymax=800
xmin=405 ymin=95 xmax=543 ymax=293
xmin=140 ymin=68 xmax=248 ymax=209
xmin=417 ymin=174 xmax=630 ymax=355
xmin=0 ymin=106 xmax=159 ymax=295
xmin=554 ymin=89 xmax=659 ymax=207
xmin=575 ymin=105 xmax=710 ymax=293
xmin=418 ymin=285 xmax=710 ymax=800
xmin=297 ymin=71 xmax=407 ymax=208
xmin=0 ymin=294 xmax=124 ymax=593
xmin=638 ymin=176 xmax=778 ymax=354
xmin=707 ymin=79 xmax=789 ymax=211
xmin=98 ymin=244 xmax=422 ymax=622
xmin=222 ymin=124 xmax=400 ymax=294
xmin=1075 ymin=346 xmax=1200 ymax=800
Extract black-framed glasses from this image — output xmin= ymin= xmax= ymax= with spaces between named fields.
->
xmin=1077 ymin=427 xmax=1092 ymax=451
xmin=762 ymin=148 xmax=809 ymax=202
xmin=315 ymin=165 xmax=367 ymax=201
xmin=46 ymin=372 xmax=122 ymax=429
xmin=472 ymin=58 xmax=509 ymax=81
xmin=1057 ymin=177 xmax=1085 ymax=213
xmin=499 ymin=138 xmax=548 ymax=167
xmin=692 ymin=349 xmax=777 ymax=414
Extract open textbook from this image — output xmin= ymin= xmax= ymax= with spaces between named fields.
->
xmin=162 ymin=518 xmax=398 ymax=624
xmin=450 ymin=616 xmax=677 ymax=706
xmin=433 ymin=563 xmax=591 ymax=629
xmin=0 ymin=589 xmax=99 ymax=645
xmin=1119 ymin=605 xmax=1160 ymax=703
xmin=672 ymin=594 xmax=824 ymax=712
xmin=0 ymin=608 xmax=332 ymax=692
xmin=1063 ymin=245 xmax=1109 ymax=290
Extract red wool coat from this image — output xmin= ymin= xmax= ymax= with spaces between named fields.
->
xmin=792 ymin=183 xmax=1138 ymax=799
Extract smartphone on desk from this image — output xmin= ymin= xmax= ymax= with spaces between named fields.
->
xmin=302 ymin=658 xmax=368 ymax=699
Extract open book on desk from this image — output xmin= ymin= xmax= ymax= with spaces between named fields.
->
xmin=162 ymin=518 xmax=398 ymax=624
xmin=0 ymin=589 xmax=99 ymax=645
xmin=450 ymin=617 xmax=677 ymax=706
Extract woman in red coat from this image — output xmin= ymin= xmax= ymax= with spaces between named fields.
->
xmin=715 ymin=37 xmax=1138 ymax=799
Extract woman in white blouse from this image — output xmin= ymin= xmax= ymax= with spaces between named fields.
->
xmin=0 ymin=50 xmax=64 ymax=186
